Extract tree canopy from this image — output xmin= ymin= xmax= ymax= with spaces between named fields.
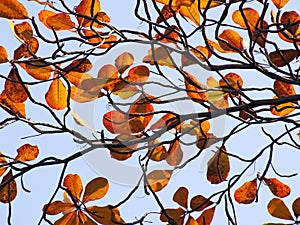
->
xmin=0 ymin=0 xmax=300 ymax=224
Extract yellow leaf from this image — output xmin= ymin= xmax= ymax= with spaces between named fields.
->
xmin=45 ymin=78 xmax=68 ymax=110
xmin=82 ymin=177 xmax=109 ymax=203
xmin=0 ymin=0 xmax=28 ymax=19
xmin=179 ymin=1 xmax=200 ymax=26
xmin=14 ymin=144 xmax=39 ymax=162
xmin=146 ymin=170 xmax=172 ymax=192
xmin=0 ymin=170 xmax=17 ymax=203
xmin=63 ymin=174 xmax=83 ymax=202
xmin=0 ymin=46 xmax=9 ymax=64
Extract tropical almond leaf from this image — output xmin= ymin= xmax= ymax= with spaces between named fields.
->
xmin=75 ymin=0 xmax=101 ymax=26
xmin=82 ymin=177 xmax=109 ymax=203
xmin=125 ymin=65 xmax=150 ymax=83
xmin=173 ymin=187 xmax=189 ymax=209
xmin=102 ymin=110 xmax=131 ymax=134
xmin=0 ymin=90 xmax=26 ymax=118
xmin=234 ymin=179 xmax=257 ymax=204
xmin=218 ymin=29 xmax=244 ymax=51
xmin=156 ymin=5 xmax=180 ymax=23
xmin=196 ymin=207 xmax=215 ymax=225
xmin=190 ymin=195 xmax=214 ymax=211
xmin=43 ymin=201 xmax=74 ymax=215
xmin=232 ymin=8 xmax=260 ymax=31
xmin=19 ymin=61 xmax=53 ymax=81
xmin=268 ymin=198 xmax=294 ymax=220
xmin=184 ymin=71 xmax=208 ymax=103
xmin=0 ymin=46 xmax=9 ymax=64
xmin=97 ymin=64 xmax=118 ymax=90
xmin=46 ymin=13 xmax=75 ymax=31
xmin=14 ymin=22 xmax=33 ymax=42
xmin=14 ymin=37 xmax=39 ymax=60
xmin=206 ymin=146 xmax=230 ymax=184
xmin=45 ymin=78 xmax=68 ymax=110
xmin=264 ymin=178 xmax=291 ymax=198
xmin=64 ymin=58 xmax=92 ymax=73
xmin=70 ymin=86 xmax=102 ymax=103
xmin=186 ymin=216 xmax=198 ymax=225
xmin=0 ymin=170 xmax=17 ymax=203
xmin=269 ymin=49 xmax=299 ymax=67
xmin=63 ymin=174 xmax=83 ymax=202
xmin=109 ymin=134 xmax=138 ymax=161
xmin=53 ymin=211 xmax=78 ymax=225
xmin=272 ymin=0 xmax=289 ymax=9
xmin=179 ymin=1 xmax=200 ymax=26
xmin=14 ymin=144 xmax=39 ymax=162
xmin=0 ymin=152 xmax=7 ymax=177
xmin=280 ymin=11 xmax=300 ymax=36
xmin=149 ymin=113 xmax=178 ymax=130
xmin=0 ymin=0 xmax=28 ymax=19
xmin=66 ymin=72 xmax=93 ymax=87
xmin=270 ymin=96 xmax=296 ymax=117
xmin=5 ymin=67 xmax=28 ymax=103
xmin=115 ymin=52 xmax=134 ymax=74
xmin=166 ymin=140 xmax=183 ymax=166
xmin=147 ymin=140 xmax=168 ymax=161
xmin=292 ymin=197 xmax=300 ymax=218
xmin=146 ymin=170 xmax=172 ymax=192
xmin=160 ymin=207 xmax=185 ymax=225
xmin=87 ymin=205 xmax=121 ymax=224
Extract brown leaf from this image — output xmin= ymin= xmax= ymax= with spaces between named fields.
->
xmin=0 ymin=152 xmax=7 ymax=177
xmin=0 ymin=91 xmax=26 ymax=118
xmin=280 ymin=11 xmax=300 ymax=36
xmin=219 ymin=72 xmax=243 ymax=97
xmin=82 ymin=177 xmax=109 ymax=203
xmin=64 ymin=58 xmax=92 ymax=73
xmin=0 ymin=46 xmax=9 ymax=64
xmin=234 ymin=179 xmax=257 ymax=204
xmin=143 ymin=46 xmax=175 ymax=68
xmin=269 ymin=49 xmax=299 ymax=67
xmin=45 ymin=78 xmax=68 ymax=110
xmin=196 ymin=207 xmax=215 ymax=225
xmin=87 ymin=205 xmax=116 ymax=224
xmin=66 ymin=72 xmax=93 ymax=87
xmin=15 ymin=144 xmax=39 ymax=162
xmin=292 ymin=197 xmax=300 ymax=218
xmin=125 ymin=65 xmax=150 ymax=84
xmin=218 ymin=29 xmax=244 ymax=51
xmin=19 ymin=61 xmax=53 ymax=80
xmin=272 ymin=0 xmax=289 ymax=9
xmin=267 ymin=198 xmax=294 ymax=220
xmin=184 ymin=71 xmax=208 ymax=103
xmin=186 ymin=216 xmax=198 ymax=225
xmin=173 ymin=187 xmax=188 ymax=209
xmin=206 ymin=147 xmax=230 ymax=184
xmin=14 ymin=37 xmax=39 ymax=60
xmin=264 ymin=178 xmax=291 ymax=198
xmin=190 ymin=195 xmax=213 ymax=211
xmin=63 ymin=174 xmax=83 ymax=202
xmin=147 ymin=140 xmax=168 ymax=161
xmin=0 ymin=0 xmax=28 ymax=19
xmin=109 ymin=134 xmax=137 ymax=161
xmin=166 ymin=140 xmax=183 ymax=166
xmin=14 ymin=22 xmax=33 ymax=43
xmin=197 ymin=133 xmax=221 ymax=150
xmin=115 ymin=52 xmax=134 ymax=74
xmin=182 ymin=45 xmax=212 ymax=66
xmin=75 ymin=0 xmax=101 ymax=27
xmin=43 ymin=201 xmax=74 ymax=215
xmin=160 ymin=207 xmax=185 ymax=225
xmin=0 ymin=170 xmax=17 ymax=203
xmin=146 ymin=170 xmax=172 ymax=192
xmin=70 ymin=86 xmax=101 ymax=103
xmin=157 ymin=5 xmax=180 ymax=23
xmin=5 ymin=67 xmax=28 ymax=103
xmin=97 ymin=64 xmax=119 ymax=91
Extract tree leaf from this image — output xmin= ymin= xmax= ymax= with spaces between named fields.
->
xmin=143 ymin=46 xmax=175 ymax=68
xmin=14 ymin=22 xmax=33 ymax=43
xmin=219 ymin=72 xmax=243 ymax=97
xmin=232 ymin=8 xmax=260 ymax=31
xmin=43 ymin=201 xmax=74 ymax=215
xmin=156 ymin=5 xmax=180 ymax=23
xmin=160 ymin=207 xmax=185 ymax=225
xmin=292 ymin=197 xmax=300 ymax=218
xmin=19 ymin=61 xmax=53 ymax=80
xmin=75 ymin=0 xmax=101 ymax=27
xmin=146 ymin=170 xmax=172 ymax=192
xmin=78 ymin=211 xmax=97 ymax=225
xmin=103 ymin=110 xmax=131 ymax=134
xmin=0 ymin=152 xmax=7 ymax=177
xmin=63 ymin=174 xmax=83 ymax=202
xmin=115 ymin=52 xmax=134 ymax=74
xmin=173 ymin=187 xmax=189 ymax=209
xmin=218 ymin=29 xmax=244 ymax=51
xmin=14 ymin=37 xmax=39 ymax=60
xmin=14 ymin=144 xmax=39 ymax=162
xmin=45 ymin=78 xmax=68 ymax=110
xmin=0 ymin=170 xmax=17 ymax=203
xmin=206 ymin=147 xmax=230 ymax=184
xmin=197 ymin=133 xmax=221 ymax=150
xmin=53 ymin=211 xmax=78 ymax=225
xmin=272 ymin=0 xmax=289 ymax=9
xmin=147 ymin=140 xmax=169 ymax=161
xmin=65 ymin=72 xmax=93 ymax=87
xmin=0 ymin=46 xmax=9 ymax=64
xmin=87 ymin=205 xmax=115 ymax=224
xmin=5 ymin=67 xmax=28 ymax=103
xmin=0 ymin=90 xmax=26 ymax=118
xmin=166 ymin=140 xmax=183 ymax=166
xmin=70 ymin=86 xmax=101 ymax=103
xmin=182 ymin=45 xmax=212 ymax=66
xmin=82 ymin=177 xmax=109 ymax=203
xmin=267 ymin=198 xmax=294 ymax=220
xmin=46 ymin=13 xmax=75 ymax=31
xmin=269 ymin=49 xmax=299 ymax=67
xmin=186 ymin=216 xmax=198 ymax=225
xmin=264 ymin=178 xmax=291 ymax=198
xmin=125 ymin=65 xmax=150 ymax=83
xmin=280 ymin=11 xmax=300 ymax=36
xmin=270 ymin=96 xmax=296 ymax=117
xmin=196 ymin=207 xmax=215 ymax=225
xmin=109 ymin=134 xmax=138 ymax=161
xmin=190 ymin=195 xmax=213 ymax=211
xmin=83 ymin=30 xmax=117 ymax=49
xmin=0 ymin=0 xmax=28 ymax=19
xmin=179 ymin=1 xmax=200 ymax=26
xmin=149 ymin=113 xmax=178 ymax=130
xmin=97 ymin=64 xmax=119 ymax=91
xmin=184 ymin=71 xmax=208 ymax=103
xmin=234 ymin=179 xmax=257 ymax=204
xmin=64 ymin=58 xmax=92 ymax=73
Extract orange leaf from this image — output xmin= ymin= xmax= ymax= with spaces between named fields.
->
xmin=219 ymin=72 xmax=243 ymax=97
xmin=269 ymin=49 xmax=299 ymax=67
xmin=64 ymin=58 xmax=92 ymax=73
xmin=75 ymin=0 xmax=101 ymax=27
xmin=157 ymin=5 xmax=180 ymax=23
xmin=83 ymin=30 xmax=117 ymax=49
xmin=190 ymin=195 xmax=213 ymax=211
xmin=14 ymin=22 xmax=33 ymax=43
xmin=63 ymin=174 xmax=83 ymax=202
xmin=173 ymin=187 xmax=188 ymax=209
xmin=97 ymin=64 xmax=118 ymax=91
xmin=102 ymin=110 xmax=131 ymax=134
xmin=196 ymin=133 xmax=221 ymax=150
xmin=292 ymin=197 xmax=300 ymax=218
xmin=207 ymin=39 xmax=236 ymax=53
xmin=179 ymin=1 xmax=200 ymax=26
xmin=0 ymin=90 xmax=26 ymax=118
xmin=43 ymin=201 xmax=74 ymax=215
xmin=280 ymin=11 xmax=300 ymax=36
xmin=196 ymin=207 xmax=215 ymax=225
xmin=184 ymin=71 xmax=208 ymax=103
xmin=45 ymin=78 xmax=68 ymax=110
xmin=143 ymin=46 xmax=175 ymax=68
xmin=70 ymin=86 xmax=101 ymax=103
xmin=182 ymin=45 xmax=212 ymax=66
xmin=206 ymin=147 xmax=230 ymax=184
xmin=186 ymin=216 xmax=198 ymax=225
xmin=0 ymin=0 xmax=28 ymax=19
xmin=149 ymin=113 xmax=178 ymax=130
xmin=110 ymin=134 xmax=138 ymax=161
xmin=0 ymin=152 xmax=7 ymax=177
xmin=147 ymin=140 xmax=168 ymax=161
xmin=166 ymin=140 xmax=183 ymax=166
xmin=270 ymin=96 xmax=296 ymax=117
xmin=87 ymin=11 xmax=110 ymax=28
xmin=53 ymin=211 xmax=78 ymax=225
xmin=146 ymin=170 xmax=172 ymax=192
xmin=234 ymin=179 xmax=257 ymax=204
xmin=5 ymin=67 xmax=28 ymax=103
xmin=14 ymin=37 xmax=39 ymax=60
xmin=0 ymin=170 xmax=17 ymax=203
xmin=15 ymin=144 xmax=39 ymax=162
xmin=82 ymin=177 xmax=109 ymax=203
xmin=156 ymin=0 xmax=195 ymax=7
xmin=264 ymin=178 xmax=290 ymax=198
xmin=218 ymin=29 xmax=244 ymax=51
xmin=46 ymin=13 xmax=75 ymax=31
xmin=0 ymin=46 xmax=9 ymax=64
xmin=78 ymin=211 xmax=97 ymax=225
xmin=160 ymin=207 xmax=185 ymax=225
xmin=19 ymin=61 xmax=53 ymax=80
xmin=267 ymin=198 xmax=294 ymax=220
xmin=272 ymin=0 xmax=289 ymax=9
xmin=111 ymin=78 xmax=139 ymax=99
xmin=87 ymin=205 xmax=116 ymax=224
xmin=232 ymin=8 xmax=260 ymax=31
xmin=125 ymin=65 xmax=150 ymax=83
xmin=65 ymin=72 xmax=93 ymax=87
xmin=115 ymin=52 xmax=134 ymax=74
